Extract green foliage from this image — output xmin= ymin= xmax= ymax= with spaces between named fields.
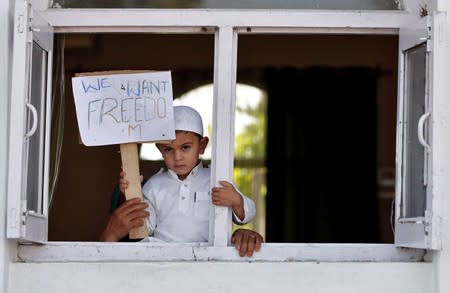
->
xmin=234 ymin=93 xmax=267 ymax=160
xmin=232 ymin=89 xmax=267 ymax=233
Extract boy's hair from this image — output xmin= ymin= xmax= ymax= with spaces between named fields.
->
xmin=174 ymin=106 xmax=204 ymax=136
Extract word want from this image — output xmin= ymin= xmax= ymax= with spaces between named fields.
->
xmin=81 ymin=78 xmax=169 ymax=97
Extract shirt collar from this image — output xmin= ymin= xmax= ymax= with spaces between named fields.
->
xmin=167 ymin=161 xmax=203 ymax=181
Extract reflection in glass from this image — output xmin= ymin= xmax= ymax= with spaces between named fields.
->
xmin=403 ymin=43 xmax=427 ymax=218
xmin=26 ymin=42 xmax=48 ymax=214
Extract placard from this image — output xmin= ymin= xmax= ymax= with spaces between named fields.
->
xmin=72 ymin=71 xmax=175 ymax=146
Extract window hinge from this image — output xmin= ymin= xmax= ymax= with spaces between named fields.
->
xmin=424 ymin=210 xmax=442 ymax=249
xmin=21 ymin=200 xmax=27 ymax=227
xmin=25 ymin=7 xmax=34 ymax=43
xmin=424 ymin=210 xmax=433 ymax=235
xmin=424 ymin=210 xmax=437 ymax=235
xmin=17 ymin=14 xmax=25 ymax=34
xmin=26 ymin=18 xmax=33 ymax=43
xmin=426 ymin=30 xmax=432 ymax=52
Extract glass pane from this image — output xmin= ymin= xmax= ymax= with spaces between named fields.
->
xmin=403 ymin=43 xmax=426 ymax=218
xmin=50 ymin=33 xmax=214 ymax=241
xmin=233 ymin=84 xmax=267 ymax=238
xmin=26 ymin=42 xmax=48 ymax=214
xmin=54 ymin=0 xmax=399 ymax=9
xmin=235 ymin=34 xmax=397 ymax=243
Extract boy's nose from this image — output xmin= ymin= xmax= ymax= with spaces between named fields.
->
xmin=174 ymin=150 xmax=182 ymax=160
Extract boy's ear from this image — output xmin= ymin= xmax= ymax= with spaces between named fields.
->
xmin=199 ymin=136 xmax=209 ymax=154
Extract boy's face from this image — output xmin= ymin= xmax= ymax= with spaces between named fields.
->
xmin=156 ymin=131 xmax=208 ymax=180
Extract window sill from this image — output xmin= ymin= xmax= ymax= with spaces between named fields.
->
xmin=17 ymin=242 xmax=425 ymax=263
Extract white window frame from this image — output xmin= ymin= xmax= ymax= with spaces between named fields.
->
xmin=7 ymin=0 xmax=53 ymax=242
xmin=7 ymin=0 xmax=441 ymax=261
xmin=394 ymin=12 xmax=444 ymax=250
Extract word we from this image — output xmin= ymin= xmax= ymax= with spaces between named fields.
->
xmin=81 ymin=78 xmax=169 ymax=97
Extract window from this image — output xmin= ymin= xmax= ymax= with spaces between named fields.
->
xmin=48 ymin=33 xmax=215 ymax=241
xmin=7 ymin=1 xmax=53 ymax=241
xmin=8 ymin=3 xmax=441 ymax=261
xmin=394 ymin=16 xmax=441 ymax=249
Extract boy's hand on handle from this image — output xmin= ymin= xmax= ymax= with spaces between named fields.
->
xmin=99 ymin=198 xmax=149 ymax=242
xmin=119 ymin=170 xmax=143 ymax=194
xmin=119 ymin=171 xmax=129 ymax=194
xmin=231 ymin=228 xmax=263 ymax=257
xmin=211 ymin=180 xmax=245 ymax=220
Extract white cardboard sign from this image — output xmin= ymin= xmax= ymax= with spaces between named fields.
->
xmin=72 ymin=71 xmax=175 ymax=146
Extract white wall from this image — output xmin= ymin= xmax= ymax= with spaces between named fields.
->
xmin=9 ymin=262 xmax=431 ymax=293
xmin=432 ymin=1 xmax=450 ymax=292
xmin=1 ymin=0 xmax=17 ymax=292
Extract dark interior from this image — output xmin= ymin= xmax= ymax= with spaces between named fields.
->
xmin=49 ymin=33 xmax=398 ymax=243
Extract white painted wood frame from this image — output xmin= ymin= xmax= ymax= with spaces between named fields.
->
xmin=210 ymin=26 xmax=237 ymax=246
xmin=7 ymin=0 xmax=53 ymax=242
xmin=8 ymin=2 xmax=436 ymax=262
xmin=395 ymin=13 xmax=442 ymax=250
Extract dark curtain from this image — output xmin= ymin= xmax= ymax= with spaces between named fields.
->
xmin=265 ymin=66 xmax=379 ymax=243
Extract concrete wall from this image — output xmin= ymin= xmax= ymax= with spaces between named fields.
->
xmin=432 ymin=1 xmax=450 ymax=293
xmin=9 ymin=262 xmax=432 ymax=293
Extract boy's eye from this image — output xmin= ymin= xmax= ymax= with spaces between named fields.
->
xmin=162 ymin=147 xmax=172 ymax=153
xmin=182 ymin=145 xmax=191 ymax=151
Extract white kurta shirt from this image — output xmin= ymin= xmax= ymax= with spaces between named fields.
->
xmin=142 ymin=162 xmax=256 ymax=242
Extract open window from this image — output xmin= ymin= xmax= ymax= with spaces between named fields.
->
xmin=7 ymin=1 xmax=440 ymax=261
xmin=395 ymin=13 xmax=442 ymax=249
xmin=7 ymin=1 xmax=53 ymax=242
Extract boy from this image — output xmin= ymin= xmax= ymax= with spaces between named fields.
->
xmin=100 ymin=106 xmax=256 ymax=244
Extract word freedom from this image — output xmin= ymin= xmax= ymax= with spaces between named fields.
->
xmin=81 ymin=77 xmax=170 ymax=128
xmin=87 ymin=96 xmax=167 ymax=128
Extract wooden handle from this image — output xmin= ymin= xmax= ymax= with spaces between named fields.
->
xmin=120 ymin=143 xmax=148 ymax=239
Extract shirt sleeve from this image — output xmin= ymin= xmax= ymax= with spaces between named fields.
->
xmin=142 ymin=182 xmax=157 ymax=236
xmin=231 ymin=184 xmax=256 ymax=225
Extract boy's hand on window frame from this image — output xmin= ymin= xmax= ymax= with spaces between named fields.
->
xmin=231 ymin=228 xmax=263 ymax=257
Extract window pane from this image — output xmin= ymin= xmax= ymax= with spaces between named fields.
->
xmin=50 ymin=33 xmax=214 ymax=241
xmin=402 ymin=43 xmax=426 ymax=218
xmin=26 ymin=42 xmax=48 ymax=213
xmin=54 ymin=0 xmax=399 ymax=9
xmin=233 ymin=84 xmax=267 ymax=238
xmin=236 ymin=34 xmax=398 ymax=243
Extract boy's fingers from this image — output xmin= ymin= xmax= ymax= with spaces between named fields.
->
xmin=130 ymin=210 xmax=150 ymax=220
xmin=246 ymin=236 xmax=256 ymax=257
xmin=232 ymin=230 xmax=243 ymax=250
xmin=118 ymin=199 xmax=147 ymax=215
xmin=231 ymin=229 xmax=263 ymax=257
xmin=254 ymin=235 xmax=262 ymax=252
xmin=211 ymin=187 xmax=221 ymax=194
xmin=129 ymin=218 xmax=145 ymax=228
xmin=218 ymin=180 xmax=232 ymax=187
xmin=239 ymin=232 xmax=249 ymax=257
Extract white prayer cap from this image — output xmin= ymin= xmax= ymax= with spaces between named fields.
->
xmin=174 ymin=105 xmax=204 ymax=136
